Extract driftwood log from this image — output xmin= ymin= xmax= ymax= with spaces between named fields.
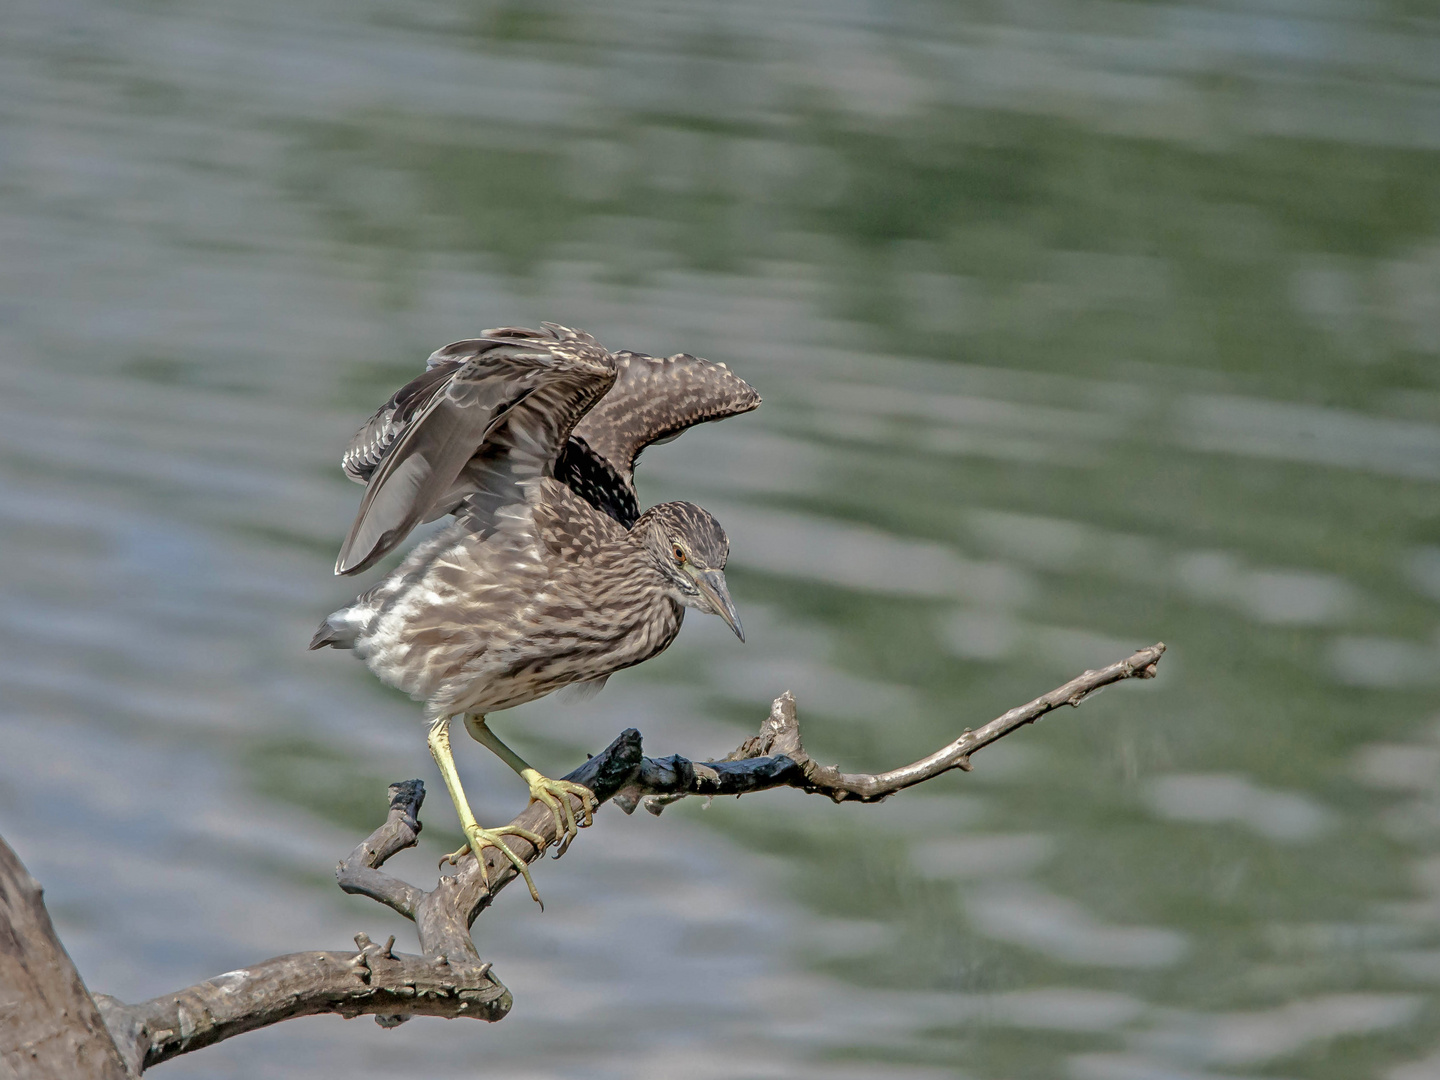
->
xmin=1 ymin=643 xmax=1165 ymax=1077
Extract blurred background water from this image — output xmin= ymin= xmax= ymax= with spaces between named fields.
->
xmin=3 ymin=0 xmax=1440 ymax=1076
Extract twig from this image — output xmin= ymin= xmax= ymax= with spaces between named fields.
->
xmin=79 ymin=643 xmax=1165 ymax=1072
xmin=336 ymin=779 xmax=426 ymax=918
xmin=638 ymin=641 xmax=1167 ymax=810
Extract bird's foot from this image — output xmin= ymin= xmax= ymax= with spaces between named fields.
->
xmin=440 ymin=821 xmax=549 ymax=906
xmin=520 ymin=768 xmax=597 ymax=856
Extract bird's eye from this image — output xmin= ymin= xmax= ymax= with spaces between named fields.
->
xmin=673 ymin=544 xmax=686 ymax=564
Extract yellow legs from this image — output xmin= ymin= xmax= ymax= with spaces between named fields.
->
xmin=463 ymin=714 xmax=597 ymax=854
xmin=425 ymin=714 xmax=598 ymax=907
xmin=427 ymin=716 xmax=546 ymax=904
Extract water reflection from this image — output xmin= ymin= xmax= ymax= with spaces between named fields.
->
xmin=1144 ymin=774 xmax=1331 ymax=843
xmin=3 ymin=0 xmax=1440 ymax=1076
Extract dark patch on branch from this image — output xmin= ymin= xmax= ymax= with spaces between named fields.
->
xmin=13 ymin=644 xmax=1165 ymax=1073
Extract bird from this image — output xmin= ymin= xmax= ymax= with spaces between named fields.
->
xmin=311 ymin=324 xmax=759 ymax=903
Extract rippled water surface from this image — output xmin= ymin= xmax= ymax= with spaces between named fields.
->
xmin=4 ymin=1 xmax=1440 ymax=1077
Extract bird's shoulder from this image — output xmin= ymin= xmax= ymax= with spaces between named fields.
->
xmin=528 ymin=477 xmax=643 ymax=567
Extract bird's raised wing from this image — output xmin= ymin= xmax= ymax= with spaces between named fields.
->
xmin=558 ymin=350 xmax=761 ymax=526
xmin=335 ymin=326 xmax=615 ymax=575
xmin=340 ymin=360 xmax=464 ymax=486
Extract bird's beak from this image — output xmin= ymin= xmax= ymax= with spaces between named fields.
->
xmin=694 ymin=568 xmax=744 ymax=642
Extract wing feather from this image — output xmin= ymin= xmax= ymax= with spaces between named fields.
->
xmin=334 ymin=328 xmax=615 ymax=575
xmin=341 ymin=360 xmax=464 ymax=485
xmin=562 ymin=351 xmax=760 ymax=525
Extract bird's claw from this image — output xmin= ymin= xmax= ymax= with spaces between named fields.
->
xmin=520 ymin=770 xmax=597 ymax=856
xmin=439 ymin=821 xmax=549 ymax=906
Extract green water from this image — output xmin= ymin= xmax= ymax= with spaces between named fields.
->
xmin=3 ymin=0 xmax=1440 ymax=1077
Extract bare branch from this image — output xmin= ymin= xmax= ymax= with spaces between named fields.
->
xmin=102 ymin=937 xmax=508 ymax=1073
xmin=76 ymin=644 xmax=1166 ymax=1071
xmin=634 ymin=642 xmax=1167 ymax=810
xmin=336 ymin=780 xmax=427 ymax=918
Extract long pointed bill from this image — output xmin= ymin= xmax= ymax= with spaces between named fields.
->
xmin=694 ymin=568 xmax=744 ymax=641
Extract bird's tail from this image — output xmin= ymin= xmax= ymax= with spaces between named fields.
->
xmin=308 ymin=605 xmax=367 ymax=651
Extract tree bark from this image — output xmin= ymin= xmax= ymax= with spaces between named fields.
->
xmin=0 ymin=837 xmax=134 ymax=1080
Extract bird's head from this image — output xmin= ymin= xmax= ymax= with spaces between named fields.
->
xmin=638 ymin=501 xmax=744 ymax=641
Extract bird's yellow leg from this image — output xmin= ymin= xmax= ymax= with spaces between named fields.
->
xmin=426 ymin=716 xmax=547 ymax=904
xmin=463 ymin=714 xmax=597 ymax=854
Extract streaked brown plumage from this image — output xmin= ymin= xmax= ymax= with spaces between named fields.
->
xmin=313 ymin=486 xmax=733 ymax=714
xmin=311 ymin=324 xmax=757 ymax=902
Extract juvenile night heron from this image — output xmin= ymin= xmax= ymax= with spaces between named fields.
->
xmin=311 ymin=325 xmax=759 ymax=902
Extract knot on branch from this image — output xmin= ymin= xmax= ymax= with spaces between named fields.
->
xmin=350 ymin=932 xmax=397 ymax=982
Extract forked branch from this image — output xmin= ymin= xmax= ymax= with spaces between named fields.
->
xmin=47 ymin=643 xmax=1166 ymax=1075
